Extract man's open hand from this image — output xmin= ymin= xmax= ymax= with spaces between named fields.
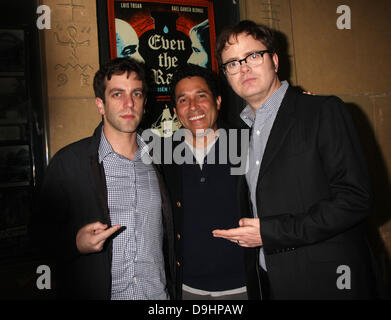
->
xmin=212 ymin=218 xmax=262 ymax=247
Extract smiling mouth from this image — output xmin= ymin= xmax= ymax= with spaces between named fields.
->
xmin=189 ymin=114 xmax=205 ymax=121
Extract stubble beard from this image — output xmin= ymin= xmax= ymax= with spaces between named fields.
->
xmin=105 ymin=112 xmax=142 ymax=135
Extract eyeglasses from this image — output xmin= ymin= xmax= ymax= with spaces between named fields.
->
xmin=221 ymin=50 xmax=273 ymax=75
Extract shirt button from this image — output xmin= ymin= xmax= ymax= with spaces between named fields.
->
xmin=256 ymin=160 xmax=260 ymax=166
xmin=200 ymin=177 xmax=206 ymax=183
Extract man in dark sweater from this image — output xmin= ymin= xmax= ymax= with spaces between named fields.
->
xmin=161 ymin=64 xmax=260 ymax=299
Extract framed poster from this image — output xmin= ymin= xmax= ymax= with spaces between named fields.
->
xmin=105 ymin=0 xmax=216 ymax=137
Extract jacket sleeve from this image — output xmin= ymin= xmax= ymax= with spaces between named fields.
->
xmin=260 ymin=96 xmax=372 ymax=253
xmin=29 ymin=152 xmax=81 ymax=262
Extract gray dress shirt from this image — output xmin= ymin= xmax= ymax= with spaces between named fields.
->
xmin=240 ymin=80 xmax=289 ymax=270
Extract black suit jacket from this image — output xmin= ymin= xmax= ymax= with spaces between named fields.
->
xmin=241 ymin=86 xmax=381 ymax=299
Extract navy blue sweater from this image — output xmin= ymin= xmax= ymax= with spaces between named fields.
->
xmin=181 ymin=141 xmax=246 ymax=291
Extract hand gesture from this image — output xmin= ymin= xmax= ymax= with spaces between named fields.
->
xmin=212 ymin=218 xmax=263 ymax=247
xmin=76 ymin=222 xmax=121 ymax=254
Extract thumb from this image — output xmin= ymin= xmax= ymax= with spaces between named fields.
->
xmin=239 ymin=218 xmax=257 ymax=227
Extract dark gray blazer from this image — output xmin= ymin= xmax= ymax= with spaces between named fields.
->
xmin=240 ymin=87 xmax=381 ymax=299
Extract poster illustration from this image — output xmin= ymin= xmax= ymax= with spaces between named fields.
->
xmin=107 ymin=0 xmax=216 ymax=137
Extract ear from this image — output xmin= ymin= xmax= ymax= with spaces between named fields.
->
xmin=272 ymin=53 xmax=279 ymax=73
xmin=95 ymin=97 xmax=105 ymax=116
xmin=216 ymin=96 xmax=222 ymax=111
xmin=173 ymin=107 xmax=177 ymax=117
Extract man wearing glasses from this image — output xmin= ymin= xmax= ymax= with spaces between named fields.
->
xmin=212 ymin=20 xmax=381 ymax=299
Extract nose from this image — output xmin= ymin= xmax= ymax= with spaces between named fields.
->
xmin=239 ymin=60 xmax=251 ymax=73
xmin=189 ymin=97 xmax=198 ymax=111
xmin=124 ymin=93 xmax=134 ymax=109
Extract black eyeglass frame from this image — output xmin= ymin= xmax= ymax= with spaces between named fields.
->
xmin=221 ymin=50 xmax=274 ymax=74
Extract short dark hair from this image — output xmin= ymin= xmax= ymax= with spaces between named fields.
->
xmin=170 ymin=63 xmax=220 ymax=103
xmin=215 ymin=20 xmax=277 ymax=67
xmin=93 ymin=57 xmax=148 ymax=103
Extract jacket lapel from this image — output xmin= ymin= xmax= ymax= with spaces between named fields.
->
xmin=258 ymin=87 xmax=298 ymax=181
xmin=87 ymin=122 xmax=110 ymax=224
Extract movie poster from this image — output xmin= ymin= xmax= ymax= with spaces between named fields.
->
xmin=107 ymin=0 xmax=216 ymax=137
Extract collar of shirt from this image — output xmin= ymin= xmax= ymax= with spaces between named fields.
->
xmin=184 ymin=133 xmax=219 ymax=168
xmin=240 ymin=80 xmax=289 ymax=128
xmin=183 ymin=128 xmax=219 ymax=152
xmin=98 ymin=127 xmax=151 ymax=164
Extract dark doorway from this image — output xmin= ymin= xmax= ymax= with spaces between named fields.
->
xmin=0 ymin=1 xmax=49 ymax=299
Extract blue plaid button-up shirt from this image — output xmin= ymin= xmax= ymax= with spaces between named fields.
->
xmin=99 ymin=129 xmax=168 ymax=300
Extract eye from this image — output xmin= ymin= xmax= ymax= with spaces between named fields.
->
xmin=249 ymin=52 xmax=260 ymax=60
xmin=178 ymin=97 xmax=187 ymax=104
xmin=121 ymin=45 xmax=137 ymax=56
xmin=133 ymin=91 xmax=143 ymax=98
xmin=227 ymin=60 xmax=239 ymax=68
xmin=112 ymin=92 xmax=121 ymax=98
